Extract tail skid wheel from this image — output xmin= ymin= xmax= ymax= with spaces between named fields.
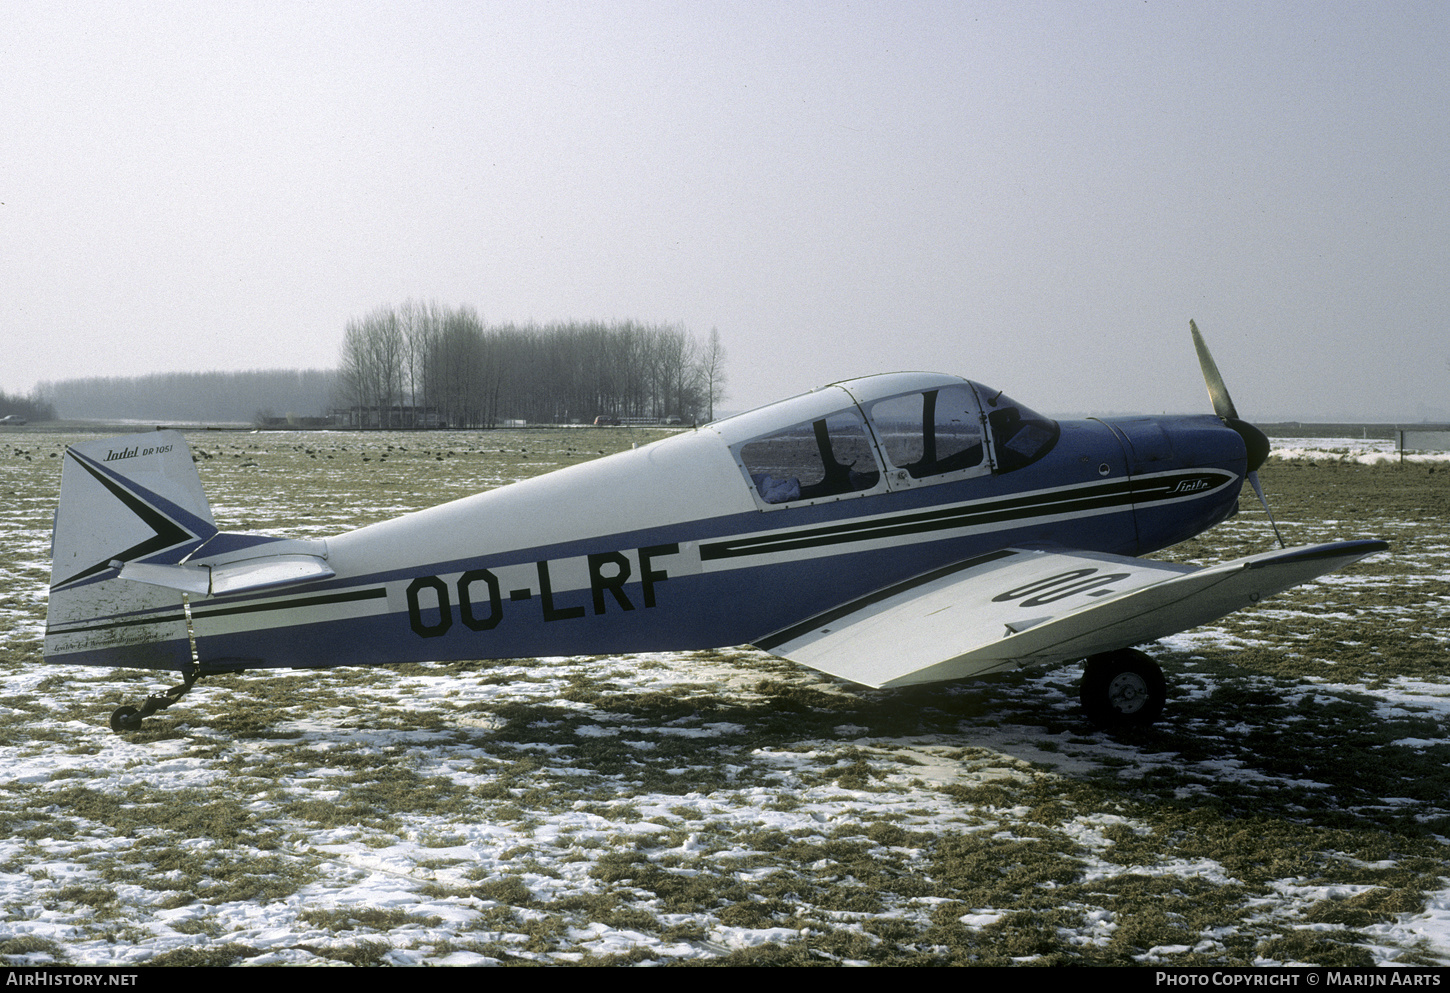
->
xmin=1080 ymin=648 xmax=1166 ymax=728
xmin=107 ymin=671 xmax=200 ymax=734
xmin=110 ymin=706 xmax=143 ymax=733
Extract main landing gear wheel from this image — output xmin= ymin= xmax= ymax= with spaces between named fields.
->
xmin=1080 ymin=648 xmax=1166 ymax=728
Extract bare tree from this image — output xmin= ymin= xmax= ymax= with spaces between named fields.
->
xmin=653 ymin=324 xmax=702 ymax=420
xmin=339 ymin=306 xmax=408 ymax=426
xmin=698 ymin=327 xmax=728 ymax=421
xmin=395 ymin=298 xmax=443 ymax=428
xmin=423 ymin=307 xmax=487 ymax=427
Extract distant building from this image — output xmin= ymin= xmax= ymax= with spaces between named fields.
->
xmin=255 ymin=414 xmax=334 ymax=430
xmin=330 ymin=404 xmax=445 ymax=429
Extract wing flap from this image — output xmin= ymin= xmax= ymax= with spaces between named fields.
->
xmin=756 ymin=540 xmax=1387 ymax=688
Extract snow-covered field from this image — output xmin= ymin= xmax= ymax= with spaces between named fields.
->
xmin=1271 ymin=436 xmax=1450 ymax=465
xmin=1 ymin=431 xmax=1446 ymax=966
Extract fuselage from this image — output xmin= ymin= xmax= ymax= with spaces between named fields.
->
xmin=181 ymin=373 xmax=1248 ymax=675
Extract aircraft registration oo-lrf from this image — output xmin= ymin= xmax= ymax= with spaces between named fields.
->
xmin=44 ymin=323 xmax=1386 ymax=734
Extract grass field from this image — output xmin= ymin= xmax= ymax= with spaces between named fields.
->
xmin=1 ymin=429 xmax=1446 ymax=966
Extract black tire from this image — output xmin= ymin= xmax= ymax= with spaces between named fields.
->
xmin=110 ymin=706 xmax=142 ymax=733
xmin=1080 ymin=649 xmax=1166 ymax=728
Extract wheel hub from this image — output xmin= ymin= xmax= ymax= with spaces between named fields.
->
xmin=1106 ymin=672 xmax=1149 ymax=714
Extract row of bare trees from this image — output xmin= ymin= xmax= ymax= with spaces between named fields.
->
xmin=0 ymin=387 xmax=55 ymax=421
xmin=336 ymin=302 xmax=727 ymax=428
xmin=36 ymin=370 xmax=334 ymax=424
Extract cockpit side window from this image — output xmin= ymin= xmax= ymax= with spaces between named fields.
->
xmin=737 ymin=409 xmax=882 ymax=506
xmin=978 ymin=390 xmax=1060 ymax=473
xmin=869 ymin=386 xmax=985 ymax=483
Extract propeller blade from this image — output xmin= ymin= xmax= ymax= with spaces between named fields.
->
xmin=1247 ymin=470 xmax=1286 ymax=549
xmin=1191 ymin=320 xmax=1283 ymax=546
xmin=1190 ymin=319 xmax=1239 ymax=422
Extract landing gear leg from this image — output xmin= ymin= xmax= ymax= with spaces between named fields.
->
xmin=1080 ymin=648 xmax=1166 ymax=728
xmin=110 ymin=670 xmax=201 ymax=733
xmin=110 ymin=592 xmax=206 ymax=734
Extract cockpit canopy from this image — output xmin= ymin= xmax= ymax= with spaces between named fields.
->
xmin=708 ymin=373 xmax=1059 ymax=509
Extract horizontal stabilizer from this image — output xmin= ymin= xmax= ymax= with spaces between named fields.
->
xmin=756 ymin=540 xmax=1388 ymax=688
xmin=118 ymin=543 xmax=335 ymax=597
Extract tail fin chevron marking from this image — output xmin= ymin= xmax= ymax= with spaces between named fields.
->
xmin=50 ymin=431 xmax=217 ymax=591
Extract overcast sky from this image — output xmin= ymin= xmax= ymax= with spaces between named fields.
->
xmin=4 ymin=1 xmax=1446 ymax=420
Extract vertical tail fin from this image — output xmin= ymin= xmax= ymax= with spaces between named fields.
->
xmin=46 ymin=431 xmax=217 ymax=670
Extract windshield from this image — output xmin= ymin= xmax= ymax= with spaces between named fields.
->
xmin=971 ymin=384 xmax=1060 ymax=472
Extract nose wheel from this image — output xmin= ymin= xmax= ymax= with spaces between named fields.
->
xmin=1080 ymin=648 xmax=1166 ymax=727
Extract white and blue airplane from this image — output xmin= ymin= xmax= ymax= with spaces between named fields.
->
xmin=44 ymin=324 xmax=1386 ymax=732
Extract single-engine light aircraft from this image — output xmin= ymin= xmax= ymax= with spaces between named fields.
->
xmin=45 ymin=323 xmax=1386 ymax=732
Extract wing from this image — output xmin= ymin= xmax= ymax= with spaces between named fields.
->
xmin=754 ymin=540 xmax=1387 ymax=688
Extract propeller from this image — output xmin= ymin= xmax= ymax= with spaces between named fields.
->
xmin=1190 ymin=320 xmax=1285 ymax=548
